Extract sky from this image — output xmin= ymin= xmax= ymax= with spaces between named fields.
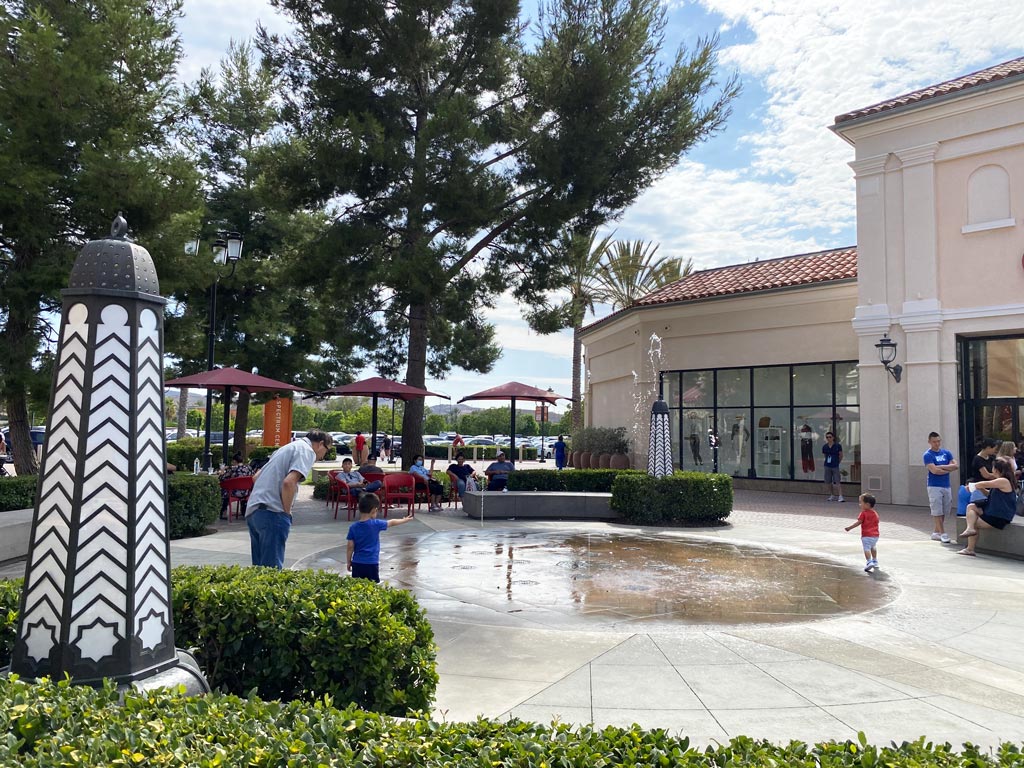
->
xmin=176 ymin=0 xmax=1024 ymax=414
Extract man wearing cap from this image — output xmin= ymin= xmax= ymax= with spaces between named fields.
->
xmin=247 ymin=428 xmax=332 ymax=568
xmin=484 ymin=451 xmax=515 ymax=491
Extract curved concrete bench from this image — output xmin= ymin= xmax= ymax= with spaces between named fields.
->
xmin=462 ymin=491 xmax=620 ymax=521
xmin=0 ymin=508 xmax=33 ymax=564
xmin=956 ymin=515 xmax=1024 ymax=559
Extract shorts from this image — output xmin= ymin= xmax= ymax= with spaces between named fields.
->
xmin=823 ymin=467 xmax=841 ymax=485
xmin=861 ymin=536 xmax=879 ymax=552
xmin=351 ymin=562 xmax=380 ymax=582
xmin=927 ymin=486 xmax=952 ymax=517
xmin=979 ymin=513 xmax=1011 ymax=530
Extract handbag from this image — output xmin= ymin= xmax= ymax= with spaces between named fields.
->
xmin=465 ymin=476 xmax=478 ymax=493
xmin=1016 ymin=490 xmax=1024 ymax=517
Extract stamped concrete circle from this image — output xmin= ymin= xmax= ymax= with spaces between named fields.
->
xmin=314 ymin=529 xmax=899 ymax=630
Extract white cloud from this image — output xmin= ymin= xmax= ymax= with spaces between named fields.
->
xmin=177 ymin=0 xmax=291 ymax=83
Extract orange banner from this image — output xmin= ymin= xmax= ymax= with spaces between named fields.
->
xmin=263 ymin=397 xmax=293 ymax=447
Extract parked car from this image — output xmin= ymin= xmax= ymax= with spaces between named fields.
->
xmin=3 ymin=427 xmax=46 ymax=457
xmin=465 ymin=437 xmax=496 ymax=446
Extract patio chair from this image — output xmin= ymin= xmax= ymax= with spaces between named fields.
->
xmin=219 ymin=476 xmax=255 ymax=522
xmin=382 ymin=472 xmax=416 ymax=517
xmin=328 ymin=470 xmax=358 ymax=521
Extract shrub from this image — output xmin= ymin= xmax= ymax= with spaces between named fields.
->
xmin=574 ymin=426 xmax=628 ymax=454
xmin=166 ymin=473 xmax=220 ymax=539
xmin=506 ymin=469 xmax=642 ymax=492
xmin=0 ymin=566 xmax=437 ymax=717
xmin=0 ymin=476 xmax=36 ymax=511
xmin=611 ymin=471 xmax=732 ymax=525
xmin=425 ymin=444 xmax=537 ymax=460
xmin=165 ymin=437 xmax=209 ymax=472
xmin=0 ymin=676 xmax=1018 ymax=767
xmin=170 ymin=565 xmax=436 ymax=714
xmin=312 ymin=473 xmax=331 ymax=499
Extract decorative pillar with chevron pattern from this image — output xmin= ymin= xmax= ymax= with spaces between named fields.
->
xmin=6 ymin=216 xmax=208 ymax=693
xmin=648 ymin=398 xmax=673 ymax=478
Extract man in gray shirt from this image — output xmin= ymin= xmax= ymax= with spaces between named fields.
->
xmin=247 ymin=429 xmax=332 ymax=568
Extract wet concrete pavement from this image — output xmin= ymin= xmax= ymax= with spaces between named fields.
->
xmin=5 ymin=487 xmax=1023 ymax=749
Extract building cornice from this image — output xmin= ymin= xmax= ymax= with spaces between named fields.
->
xmin=894 ymin=142 xmax=940 ymax=168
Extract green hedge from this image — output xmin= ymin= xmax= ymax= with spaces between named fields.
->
xmin=166 ymin=473 xmax=220 ymax=538
xmin=0 ymin=565 xmax=436 ymax=716
xmin=0 ymin=676 xmax=1020 ymax=767
xmin=507 ymin=469 xmax=643 ymax=492
xmin=167 ymin=439 xmax=336 ymax=469
xmin=611 ymin=471 xmax=733 ymax=525
xmin=0 ymin=476 xmax=36 ymax=511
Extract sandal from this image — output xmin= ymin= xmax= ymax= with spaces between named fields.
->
xmin=957 ymin=548 xmax=976 ymax=557
xmin=961 ymin=529 xmax=978 ymax=538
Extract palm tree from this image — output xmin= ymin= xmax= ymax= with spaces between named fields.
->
xmin=538 ymin=229 xmax=615 ymax=434
xmin=595 ymin=240 xmax=691 ymax=310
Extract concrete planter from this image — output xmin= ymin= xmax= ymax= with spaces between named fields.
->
xmin=462 ymin=491 xmax=618 ymax=521
xmin=610 ymin=453 xmax=630 ymax=470
xmin=598 ymin=452 xmax=612 ymax=468
xmin=578 ymin=451 xmax=591 ymax=469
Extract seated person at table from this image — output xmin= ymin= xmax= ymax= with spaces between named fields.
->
xmin=357 ymin=453 xmax=381 ymax=476
xmin=410 ymin=453 xmax=445 ymax=511
xmin=219 ymin=452 xmax=254 ymax=516
xmin=485 ymin=451 xmax=515 ymax=491
xmin=959 ymin=456 xmax=1018 ymax=557
xmin=339 ymin=457 xmax=383 ymax=498
xmin=447 ymin=453 xmax=476 ymax=498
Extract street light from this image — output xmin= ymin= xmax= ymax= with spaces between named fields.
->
xmin=190 ymin=231 xmax=244 ymax=471
xmin=875 ymin=334 xmax=902 ymax=383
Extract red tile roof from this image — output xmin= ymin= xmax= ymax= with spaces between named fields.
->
xmin=834 ymin=56 xmax=1024 ymax=126
xmin=638 ymin=246 xmax=857 ymax=306
xmin=582 ymin=246 xmax=857 ymax=335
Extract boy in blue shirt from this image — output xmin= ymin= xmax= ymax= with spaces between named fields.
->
xmin=346 ymin=493 xmax=414 ymax=582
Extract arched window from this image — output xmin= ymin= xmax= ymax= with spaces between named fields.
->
xmin=963 ymin=164 xmax=1014 ymax=233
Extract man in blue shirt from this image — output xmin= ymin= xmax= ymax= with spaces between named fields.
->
xmin=822 ymin=431 xmax=844 ymax=502
xmin=553 ymin=435 xmax=568 ymax=470
xmin=346 ymin=493 xmax=414 ymax=582
xmin=485 ymin=451 xmax=515 ymax=491
xmin=923 ymin=431 xmax=958 ymax=544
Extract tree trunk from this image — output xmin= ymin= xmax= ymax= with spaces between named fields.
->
xmin=5 ymin=386 xmax=38 ymax=476
xmin=0 ymin=306 xmax=40 ymax=476
xmin=233 ymin=389 xmax=250 ymax=459
xmin=401 ymin=302 xmax=429 ymax=470
xmin=571 ymin=324 xmax=583 ymax=434
xmin=176 ymin=386 xmax=189 ymax=439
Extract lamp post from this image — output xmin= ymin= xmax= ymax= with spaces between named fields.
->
xmin=193 ymin=232 xmax=243 ymax=471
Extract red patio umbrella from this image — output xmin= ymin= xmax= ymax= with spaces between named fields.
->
xmin=165 ymin=367 xmax=310 ymax=469
xmin=458 ymin=381 xmax=570 ymax=461
xmin=320 ymin=377 xmax=450 ymax=454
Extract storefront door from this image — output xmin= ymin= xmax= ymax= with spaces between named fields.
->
xmin=958 ymin=335 xmax=1024 ymax=458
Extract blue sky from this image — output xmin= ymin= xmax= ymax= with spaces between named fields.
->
xmin=176 ymin=0 xmax=1024 ymax=412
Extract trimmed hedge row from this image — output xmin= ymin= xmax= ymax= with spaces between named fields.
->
xmin=612 ymin=471 xmax=733 ymax=525
xmin=1 ymin=675 xmax=1020 ymax=767
xmin=0 ymin=476 xmax=36 ymax=511
xmin=0 ymin=565 xmax=437 ymax=716
xmin=425 ymin=444 xmax=537 ymax=460
xmin=167 ymin=438 xmax=336 ymax=471
xmin=0 ymin=474 xmax=219 ymax=538
xmin=507 ymin=468 xmax=643 ymax=492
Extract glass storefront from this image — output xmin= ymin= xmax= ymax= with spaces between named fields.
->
xmin=662 ymin=362 xmax=860 ymax=482
xmin=959 ymin=335 xmax=1024 ymax=460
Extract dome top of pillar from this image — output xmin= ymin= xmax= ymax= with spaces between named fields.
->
xmin=68 ymin=214 xmax=160 ymax=295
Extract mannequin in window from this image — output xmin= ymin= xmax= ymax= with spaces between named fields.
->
xmin=800 ymin=423 xmax=815 ymax=478
xmin=688 ymin=431 xmax=703 ymax=465
xmin=730 ymin=416 xmax=749 ymax=464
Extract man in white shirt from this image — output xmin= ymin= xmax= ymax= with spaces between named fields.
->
xmin=247 ymin=429 xmax=332 ymax=568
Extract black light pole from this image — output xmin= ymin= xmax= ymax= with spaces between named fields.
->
xmin=199 ymin=232 xmax=243 ymax=471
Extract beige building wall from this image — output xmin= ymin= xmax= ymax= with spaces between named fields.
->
xmin=583 ymin=283 xmax=858 ymax=469
xmin=841 ymin=78 xmax=1024 ymax=505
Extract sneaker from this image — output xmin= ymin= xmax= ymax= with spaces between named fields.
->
xmin=930 ymin=532 xmax=943 ymax=541
xmin=837 ymin=496 xmax=845 ymax=503
xmin=940 ymin=533 xmax=951 ymax=544
xmin=827 ymin=496 xmax=835 ymax=502
xmin=864 ymin=561 xmax=874 ymax=572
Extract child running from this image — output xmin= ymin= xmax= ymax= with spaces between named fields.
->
xmin=346 ymin=493 xmax=414 ymax=583
xmin=845 ymin=493 xmax=880 ymax=572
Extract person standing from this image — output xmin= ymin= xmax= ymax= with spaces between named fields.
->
xmin=247 ymin=429 xmax=332 ymax=568
xmin=353 ymin=431 xmax=367 ymax=465
xmin=553 ymin=434 xmax=568 ymax=470
xmin=380 ymin=434 xmax=392 ymax=462
xmin=822 ymin=431 xmax=844 ymax=502
xmin=346 ymin=493 xmax=414 ymax=582
xmin=845 ymin=493 xmax=881 ymax=571
xmin=923 ymin=431 xmax=958 ymax=544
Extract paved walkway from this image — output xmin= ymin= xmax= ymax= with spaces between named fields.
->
xmin=4 ymin=488 xmax=1023 ymax=749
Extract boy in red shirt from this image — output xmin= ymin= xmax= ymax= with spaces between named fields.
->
xmin=845 ymin=493 xmax=880 ymax=572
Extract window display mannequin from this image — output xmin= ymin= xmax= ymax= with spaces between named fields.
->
xmin=688 ymin=432 xmax=703 ymax=465
xmin=800 ymin=423 xmax=815 ymax=478
xmin=730 ymin=416 xmax=749 ymax=464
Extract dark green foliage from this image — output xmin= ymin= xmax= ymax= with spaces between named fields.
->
xmin=312 ymin=474 xmax=330 ymax=500
xmin=507 ymin=469 xmax=642 ymax=492
xmin=0 ymin=476 xmax=36 ymax=511
xmin=169 ymin=566 xmax=436 ymax=714
xmin=166 ymin=474 xmax=220 ymax=538
xmin=0 ymin=577 xmax=20 ymax=667
xmin=611 ymin=471 xmax=733 ymax=525
xmin=0 ymin=674 xmax=1019 ymax=766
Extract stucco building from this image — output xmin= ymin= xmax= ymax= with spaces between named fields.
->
xmin=581 ymin=56 xmax=1024 ymax=506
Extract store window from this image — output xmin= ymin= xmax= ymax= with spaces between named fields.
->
xmin=664 ymin=362 xmax=859 ymax=483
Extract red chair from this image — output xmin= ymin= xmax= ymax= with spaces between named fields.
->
xmin=328 ymin=470 xmax=357 ymax=520
xmin=219 ymin=476 xmax=255 ymax=522
xmin=412 ymin=474 xmax=431 ymax=510
xmin=382 ymin=472 xmax=416 ymax=517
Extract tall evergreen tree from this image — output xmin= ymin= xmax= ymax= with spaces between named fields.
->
xmin=259 ymin=0 xmax=737 ymax=465
xmin=169 ymin=41 xmax=361 ymax=457
xmin=0 ymin=0 xmax=201 ymax=474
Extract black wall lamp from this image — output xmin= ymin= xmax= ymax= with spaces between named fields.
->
xmin=875 ymin=334 xmax=902 ymax=383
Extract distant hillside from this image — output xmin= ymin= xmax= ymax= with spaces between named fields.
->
xmin=427 ymin=403 xmax=479 ymax=415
